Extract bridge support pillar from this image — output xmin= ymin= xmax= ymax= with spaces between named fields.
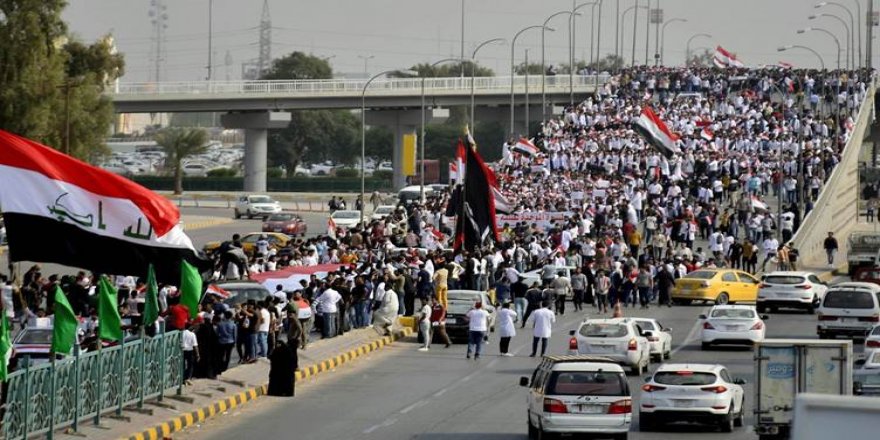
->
xmin=366 ymin=108 xmax=447 ymax=191
xmin=221 ymin=111 xmax=291 ymax=192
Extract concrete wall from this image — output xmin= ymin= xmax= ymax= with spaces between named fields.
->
xmin=792 ymin=82 xmax=877 ymax=267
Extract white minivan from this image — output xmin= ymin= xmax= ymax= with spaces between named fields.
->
xmin=817 ymin=282 xmax=880 ymax=339
xmin=521 ymin=355 xmax=631 ymax=440
xmin=568 ymin=318 xmax=652 ymax=375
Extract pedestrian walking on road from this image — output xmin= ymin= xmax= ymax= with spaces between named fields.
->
xmin=465 ymin=301 xmax=490 ymax=360
xmin=497 ymin=302 xmax=518 ymax=356
xmin=429 ymin=297 xmax=451 ymax=348
xmin=527 ymin=301 xmax=555 ymax=358
xmin=824 ymin=232 xmax=838 ymax=265
xmin=418 ymin=298 xmax=432 ymax=351
xmin=521 ymin=282 xmax=543 ymax=328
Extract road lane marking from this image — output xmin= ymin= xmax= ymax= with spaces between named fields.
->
xmin=433 ymin=388 xmax=449 ymax=397
xmin=671 ymin=306 xmax=709 ymax=356
xmin=363 ymin=417 xmax=398 ymax=434
xmin=400 ymin=400 xmax=429 ymax=414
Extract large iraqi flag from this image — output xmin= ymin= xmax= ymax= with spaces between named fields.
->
xmin=633 ymin=107 xmax=681 ymax=159
xmin=0 ymin=130 xmax=206 ymax=283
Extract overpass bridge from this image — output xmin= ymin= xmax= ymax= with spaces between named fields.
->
xmin=108 ymin=75 xmax=604 ymax=191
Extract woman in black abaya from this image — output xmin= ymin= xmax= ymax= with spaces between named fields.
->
xmin=267 ymin=339 xmax=298 ymax=396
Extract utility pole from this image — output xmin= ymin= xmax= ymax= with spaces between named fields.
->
xmin=148 ymin=0 xmax=168 ymax=83
xmin=258 ymin=0 xmax=272 ymax=76
xmin=461 ymin=0 xmax=466 ymax=78
xmin=868 ymin=0 xmax=874 ymax=69
xmin=207 ymin=0 xmax=213 ymax=80
xmin=654 ymin=0 xmax=661 ymax=66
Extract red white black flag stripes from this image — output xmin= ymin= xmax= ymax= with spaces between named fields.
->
xmin=713 ymin=46 xmax=744 ymax=68
xmin=633 ymin=107 xmax=681 ymax=159
xmin=0 ymin=129 xmax=206 ymax=282
xmin=453 ymin=139 xmax=499 ymax=252
xmin=512 ymin=137 xmax=540 ymax=157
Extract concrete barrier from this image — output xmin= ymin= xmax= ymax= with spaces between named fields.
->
xmin=792 ymin=81 xmax=876 ymax=268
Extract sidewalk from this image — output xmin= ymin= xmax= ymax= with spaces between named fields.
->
xmin=61 ymin=327 xmax=412 ymax=440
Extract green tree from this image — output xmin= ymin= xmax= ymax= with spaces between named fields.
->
xmin=262 ymin=51 xmax=333 ymax=80
xmin=514 ymin=62 xmax=544 ymax=75
xmin=0 ymin=1 xmax=124 ymax=160
xmin=364 ymin=126 xmax=393 ymax=163
xmin=686 ymin=49 xmax=715 ymax=68
xmin=405 ymin=61 xmax=494 ymax=78
xmin=155 ymin=128 xmax=208 ymax=195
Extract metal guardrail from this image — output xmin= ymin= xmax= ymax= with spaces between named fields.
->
xmin=111 ymin=75 xmax=608 ymax=97
xmin=1 ymin=330 xmax=183 ymax=440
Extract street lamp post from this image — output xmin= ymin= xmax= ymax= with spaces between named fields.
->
xmin=778 ymin=45 xmax=826 ymax=70
xmin=810 ymin=13 xmax=852 ymax=69
xmin=685 ymin=33 xmax=711 ymax=65
xmin=619 ymin=4 xmax=648 ymax=66
xmin=815 ymin=2 xmax=858 ymax=68
xmin=660 ymin=18 xmax=687 ymax=66
xmin=361 ymin=69 xmax=417 ymax=225
xmin=511 ymin=25 xmax=551 ymax=136
xmin=357 ymin=55 xmax=375 ymax=77
xmin=797 ymin=28 xmax=842 ymax=70
xmin=471 ymin=38 xmax=506 ymax=132
xmin=206 ymin=0 xmax=213 ymax=80
xmin=543 ymin=10 xmax=575 ymax=122
xmin=422 ymin=58 xmax=461 ymax=200
xmin=571 ymin=2 xmax=597 ymax=105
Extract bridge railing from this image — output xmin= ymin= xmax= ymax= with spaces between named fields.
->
xmin=1 ymin=330 xmax=183 ymax=440
xmin=112 ymin=74 xmax=608 ymax=96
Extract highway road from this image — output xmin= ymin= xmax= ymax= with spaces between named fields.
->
xmin=175 ymin=294 xmax=849 ymax=440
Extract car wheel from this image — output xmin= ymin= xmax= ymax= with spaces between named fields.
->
xmin=612 ymin=434 xmax=628 ymax=440
xmin=734 ymin=406 xmax=744 ymax=427
xmin=632 ymin=360 xmax=644 ymax=375
xmin=246 ymin=209 xmax=253 ymax=219
xmin=527 ymin=416 xmax=537 ymax=439
xmin=701 ymin=342 xmax=711 ymax=350
xmin=665 ymin=347 xmax=672 ymax=359
xmin=719 ymin=407 xmax=734 ymax=433
xmin=234 ymin=209 xmax=241 ymax=219
xmin=639 ymin=412 xmax=655 ymax=431
xmin=807 ymin=297 xmax=817 ymax=314
xmin=715 ymin=292 xmax=730 ymax=305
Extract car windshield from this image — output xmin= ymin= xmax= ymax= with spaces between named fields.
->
xmin=17 ymin=330 xmax=53 ymax=344
xmin=633 ymin=320 xmax=656 ymax=330
xmin=872 ymin=327 xmax=880 ymax=336
xmin=684 ymin=270 xmax=716 ymax=280
xmin=224 ymin=288 xmax=271 ymax=305
xmin=375 ymin=207 xmax=393 ymax=214
xmin=545 ymin=371 xmax=627 ymax=396
xmin=654 ymin=371 xmax=717 ymax=386
xmin=855 ymin=373 xmax=880 ymax=385
xmin=579 ymin=323 xmax=628 ymax=338
xmin=710 ymin=309 xmax=756 ymax=319
xmin=332 ymin=211 xmax=360 ymax=219
xmin=448 ymin=292 xmax=481 ymax=303
xmin=823 ymin=290 xmax=876 ymax=309
xmin=267 ymin=214 xmax=296 ymax=221
xmin=249 ymin=196 xmax=273 ymax=203
xmin=764 ymin=275 xmax=806 ymax=285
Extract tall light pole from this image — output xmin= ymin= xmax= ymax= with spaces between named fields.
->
xmin=571 ymin=2 xmax=597 ymax=105
xmin=810 ymin=13 xmax=853 ymax=69
xmin=471 ymin=38 xmax=506 ymax=132
xmin=685 ymin=33 xmax=711 ymax=65
xmin=619 ymin=4 xmax=647 ymax=66
xmin=357 ymin=55 xmax=375 ymax=77
xmin=542 ymin=10 xmax=575 ymax=122
xmin=421 ymin=58 xmax=461 ymax=200
xmin=460 ymin=0 xmax=466 ymax=78
xmin=632 ymin=1 xmax=642 ymax=66
xmin=778 ymin=45 xmax=827 ymax=70
xmin=798 ymin=28 xmax=842 ymax=69
xmin=815 ymin=2 xmax=858 ymax=68
xmin=206 ymin=0 xmax=213 ymax=80
xmin=362 ymin=69 xmax=417 ymax=225
xmin=511 ymin=25 xmax=551 ymax=136
xmin=660 ymin=18 xmax=687 ymax=66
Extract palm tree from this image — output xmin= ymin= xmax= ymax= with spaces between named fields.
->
xmin=156 ymin=127 xmax=209 ymax=195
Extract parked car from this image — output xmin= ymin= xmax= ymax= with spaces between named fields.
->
xmin=520 ymin=355 xmax=632 ymax=440
xmin=234 ymin=195 xmax=282 ymax=219
xmin=852 ymin=266 xmax=880 ymax=286
xmin=261 ymin=212 xmax=307 ymax=236
xmin=630 ymin=318 xmax=673 ymax=361
xmin=757 ymin=271 xmax=828 ymax=314
xmin=215 ymin=282 xmax=273 ymax=306
xmin=182 ymin=162 xmax=208 ymax=177
xmin=397 ymin=185 xmax=435 ymax=205
xmin=10 ymin=326 xmax=84 ymax=370
xmin=567 ymin=318 xmax=651 ymax=375
xmin=671 ymin=269 xmax=760 ymax=305
xmin=817 ymin=282 xmax=880 ymax=339
xmin=639 ymin=363 xmax=746 ymax=432
xmin=700 ymin=305 xmax=767 ymax=349
xmin=370 ymin=205 xmax=395 ymax=221
xmin=202 ymin=232 xmax=291 ymax=256
xmin=329 ymin=210 xmax=362 ymax=230
xmin=443 ymin=290 xmax=496 ymax=342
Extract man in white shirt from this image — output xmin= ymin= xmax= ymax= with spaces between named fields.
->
xmin=181 ymin=325 xmax=199 ymax=384
xmin=465 ymin=302 xmax=490 ymax=360
xmin=257 ymin=302 xmax=271 ymax=357
xmin=761 ymin=236 xmax=780 ymax=273
xmin=417 ymin=298 xmax=432 ymax=352
xmin=315 ymin=284 xmax=341 ymax=339
xmin=527 ymin=300 xmax=556 ymax=357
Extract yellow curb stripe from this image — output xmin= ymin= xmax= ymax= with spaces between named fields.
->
xmin=160 ymin=423 xmax=171 ymax=437
xmin=184 ymin=413 xmax=194 ymax=426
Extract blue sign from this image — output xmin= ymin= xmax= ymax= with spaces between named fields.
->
xmin=767 ymin=363 xmax=795 ymax=379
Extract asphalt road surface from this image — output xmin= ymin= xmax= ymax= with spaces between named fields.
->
xmin=175 ymin=291 xmax=851 ymax=440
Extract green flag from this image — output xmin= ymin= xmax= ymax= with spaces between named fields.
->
xmin=0 ymin=313 xmax=12 ymax=380
xmin=143 ymin=264 xmax=160 ymax=328
xmin=97 ymin=276 xmax=124 ymax=342
xmin=180 ymin=260 xmax=203 ymax=319
xmin=51 ymin=286 xmax=78 ymax=356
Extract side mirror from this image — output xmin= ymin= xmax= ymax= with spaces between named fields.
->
xmin=662 ymin=327 xmax=672 ymax=333
xmin=569 ymin=330 xmax=576 ymax=336
xmin=854 ymin=381 xmax=863 ymax=395
xmin=761 ymin=315 xmax=770 ymax=321
xmin=643 ymin=331 xmax=654 ymax=338
xmin=644 ymin=376 xmax=652 ymax=382
xmin=698 ymin=314 xmax=707 ymax=320
xmin=733 ymin=378 xmax=747 ymax=385
xmin=519 ymin=376 xmax=530 ymax=387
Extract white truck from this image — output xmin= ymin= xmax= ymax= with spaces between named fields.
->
xmin=846 ymin=232 xmax=880 ymax=275
xmin=753 ymin=339 xmax=853 ymax=440
xmin=790 ymin=393 xmax=880 ymax=440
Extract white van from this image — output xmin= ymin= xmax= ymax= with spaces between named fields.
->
xmin=817 ymin=282 xmax=880 ymax=339
xmin=520 ymin=355 xmax=632 ymax=440
xmin=397 ymin=185 xmax=434 ymax=205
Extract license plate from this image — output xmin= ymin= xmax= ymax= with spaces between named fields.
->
xmin=724 ymin=325 xmax=741 ymax=331
xmin=590 ymin=345 xmax=612 ymax=353
xmin=572 ymin=404 xmax=606 ymax=414
xmin=775 ymin=292 xmax=791 ymax=297
xmin=446 ymin=318 xmax=457 ymax=324
xmin=673 ymin=400 xmax=695 ymax=408
xmin=273 ymin=228 xmax=282 ymax=232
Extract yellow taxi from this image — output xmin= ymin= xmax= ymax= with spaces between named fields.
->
xmin=202 ymin=232 xmax=292 ymax=256
xmin=671 ymin=268 xmax=760 ymax=305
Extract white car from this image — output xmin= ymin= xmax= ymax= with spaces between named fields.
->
xmin=700 ymin=305 xmax=767 ymax=350
xmin=309 ymin=161 xmax=337 ymax=176
xmin=757 ymin=271 xmax=828 ymax=314
xmin=864 ymin=324 xmax=880 ymax=353
xmin=817 ymin=282 xmax=880 ymax=339
xmin=639 ymin=363 xmax=746 ymax=432
xmin=522 ymin=265 xmax=576 ymax=289
xmin=182 ymin=162 xmax=208 ymax=177
xmin=568 ymin=318 xmax=651 ymax=375
xmin=521 ymin=356 xmax=632 ymax=440
xmin=329 ymin=210 xmax=362 ymax=230
xmin=631 ymin=318 xmax=672 ymax=361
xmin=234 ymin=194 xmax=282 ymax=219
xmin=370 ymin=205 xmax=395 ymax=221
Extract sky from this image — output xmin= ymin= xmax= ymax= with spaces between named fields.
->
xmin=64 ymin=0 xmax=877 ymax=83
